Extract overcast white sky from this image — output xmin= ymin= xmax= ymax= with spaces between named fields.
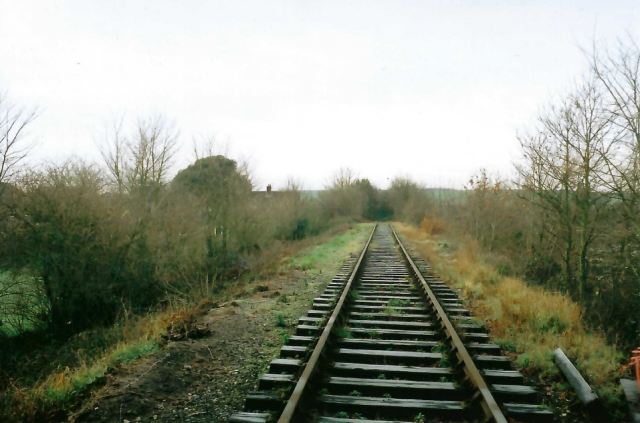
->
xmin=1 ymin=1 xmax=639 ymax=189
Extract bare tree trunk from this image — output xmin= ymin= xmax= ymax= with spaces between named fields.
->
xmin=562 ymin=142 xmax=574 ymax=294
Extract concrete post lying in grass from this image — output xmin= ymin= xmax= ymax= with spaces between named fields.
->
xmin=553 ymin=348 xmax=600 ymax=408
xmin=621 ymin=379 xmax=640 ymax=423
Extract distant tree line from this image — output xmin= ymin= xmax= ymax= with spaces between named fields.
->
xmin=319 ymin=168 xmax=428 ymax=223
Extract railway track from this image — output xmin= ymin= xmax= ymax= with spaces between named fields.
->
xmin=230 ymin=224 xmax=554 ymax=423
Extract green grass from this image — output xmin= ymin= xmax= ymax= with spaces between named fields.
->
xmin=413 ymin=412 xmax=426 ymax=422
xmin=349 ymin=290 xmax=362 ymax=300
xmin=41 ymin=338 xmax=160 ymax=402
xmin=11 ymin=310 xmax=173 ymax=418
xmin=285 ymin=224 xmax=373 ymax=273
xmin=367 ymin=330 xmax=380 ymax=339
xmin=387 ymin=298 xmax=411 ymax=307
xmin=494 ymin=338 xmax=517 ymax=352
xmin=431 ymin=343 xmax=447 ymax=353
xmin=334 ymin=326 xmax=353 ymax=339
xmin=111 ymin=340 xmax=160 ymax=365
xmin=275 ymin=313 xmax=288 ymax=328
xmin=38 ymin=338 xmax=161 ymax=406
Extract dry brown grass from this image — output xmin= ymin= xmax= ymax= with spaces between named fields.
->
xmin=420 ymin=214 xmax=447 ymax=235
xmin=394 ymin=222 xmax=624 ymax=405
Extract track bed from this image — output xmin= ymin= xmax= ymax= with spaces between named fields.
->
xmin=230 ymin=224 xmax=554 ymax=423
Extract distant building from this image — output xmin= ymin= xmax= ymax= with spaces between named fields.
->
xmin=252 ymin=184 xmax=322 ymax=202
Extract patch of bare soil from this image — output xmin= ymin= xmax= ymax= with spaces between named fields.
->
xmin=73 ymin=268 xmax=340 ymax=423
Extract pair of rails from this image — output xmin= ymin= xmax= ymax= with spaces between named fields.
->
xmin=231 ymin=224 xmax=552 ymax=423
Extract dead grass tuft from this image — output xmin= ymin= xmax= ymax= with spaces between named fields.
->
xmin=420 ymin=214 xmax=447 ymax=235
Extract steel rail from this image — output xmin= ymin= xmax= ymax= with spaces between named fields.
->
xmin=277 ymin=223 xmax=377 ymax=423
xmin=390 ymin=225 xmax=508 ymax=423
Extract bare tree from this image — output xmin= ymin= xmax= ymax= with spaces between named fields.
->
xmin=0 ymin=92 xmax=37 ymax=194
xmin=588 ymin=38 xmax=640 ymax=244
xmin=192 ymin=133 xmax=230 ymax=161
xmin=588 ymin=36 xmax=640 ymax=328
xmin=565 ymin=77 xmax=619 ymax=301
xmin=517 ymin=75 xmax=621 ymax=301
xmin=280 ymin=176 xmax=304 ymax=233
xmin=463 ymin=169 xmax=510 ymax=251
xmin=101 ymin=114 xmax=179 ymax=195
xmin=237 ymin=153 xmax=259 ymax=190
xmin=321 ymin=168 xmax=364 ymax=217
xmin=284 ymin=176 xmax=304 ymax=192
xmin=0 ymin=94 xmax=39 ymax=330
xmin=129 ymin=115 xmax=179 ymax=192
xmin=589 ymin=36 xmax=640 ymax=171
xmin=100 ymin=115 xmax=127 ymax=193
xmin=517 ymin=101 xmax=578 ymax=293
xmin=327 ymin=167 xmax=358 ymax=189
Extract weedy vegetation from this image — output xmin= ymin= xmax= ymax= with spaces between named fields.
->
xmin=396 ymin=223 xmax=624 ymax=406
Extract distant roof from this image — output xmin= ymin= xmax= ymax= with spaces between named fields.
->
xmin=252 ymin=190 xmax=322 ymax=200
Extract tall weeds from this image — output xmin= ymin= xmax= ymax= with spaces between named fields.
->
xmin=396 ymin=223 xmax=624 ymax=405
